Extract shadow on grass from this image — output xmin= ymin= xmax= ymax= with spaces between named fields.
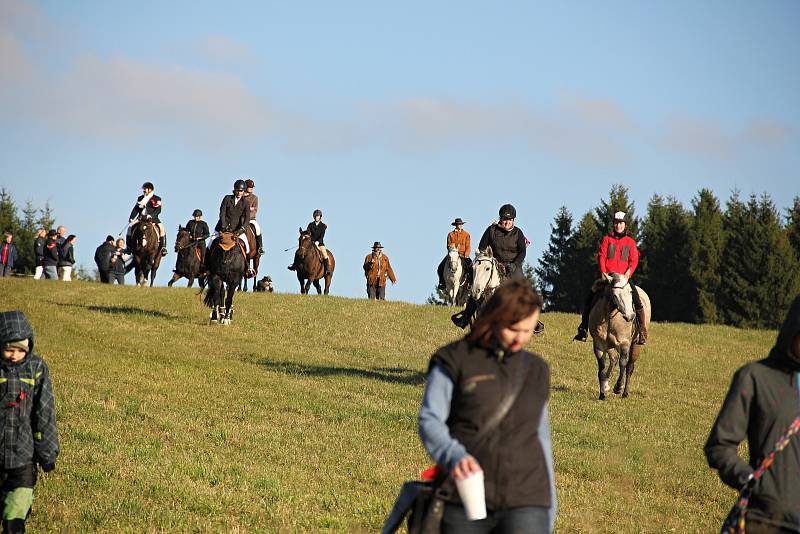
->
xmin=256 ymin=359 xmax=426 ymax=386
xmin=56 ymin=302 xmax=176 ymax=319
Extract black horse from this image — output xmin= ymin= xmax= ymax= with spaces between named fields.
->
xmin=203 ymin=233 xmax=247 ymax=325
xmin=168 ymin=226 xmax=204 ymax=287
xmin=130 ymin=217 xmax=162 ymax=287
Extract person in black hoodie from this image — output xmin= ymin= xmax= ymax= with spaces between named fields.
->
xmin=706 ymin=294 xmax=800 ymax=533
xmin=57 ymin=234 xmax=76 ymax=281
xmin=32 ymin=229 xmax=46 ymax=280
xmin=42 ymin=230 xmax=59 ymax=280
xmin=94 ymin=236 xmax=116 ymax=283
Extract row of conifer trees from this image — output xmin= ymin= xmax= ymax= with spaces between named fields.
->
xmin=535 ymin=184 xmax=800 ymax=329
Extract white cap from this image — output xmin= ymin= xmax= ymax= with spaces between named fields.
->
xmin=613 ymin=211 xmax=626 ymax=221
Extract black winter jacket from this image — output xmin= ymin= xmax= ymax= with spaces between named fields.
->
xmin=186 ymin=220 xmax=210 ymax=241
xmin=307 ymin=221 xmax=327 ymax=246
xmin=705 ymin=294 xmax=800 ymax=529
xmin=33 ymin=236 xmax=45 ymax=265
xmin=42 ymin=238 xmax=59 ymax=267
xmin=0 ymin=311 xmax=60 ymax=470
xmin=94 ymin=242 xmax=115 ymax=272
xmin=478 ymin=224 xmax=526 ymax=270
xmin=215 ymin=195 xmax=250 ymax=234
xmin=129 ymin=194 xmax=162 ymax=222
xmin=57 ymin=242 xmax=75 ymax=267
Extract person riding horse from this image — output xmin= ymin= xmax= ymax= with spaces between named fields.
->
xmin=307 ymin=210 xmax=330 ymax=276
xmin=206 ymin=180 xmax=251 ymax=268
xmin=128 ymin=181 xmax=167 ymax=256
xmin=243 ymin=179 xmax=265 ymax=255
xmin=451 ymin=204 xmax=528 ymax=328
xmin=186 ymin=209 xmax=210 ymax=260
xmin=574 ymin=211 xmax=648 ymax=345
xmin=437 ymin=217 xmax=471 ymax=291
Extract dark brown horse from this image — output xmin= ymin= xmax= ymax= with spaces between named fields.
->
xmin=168 ymin=226 xmax=204 ymax=287
xmin=291 ymin=229 xmax=335 ymax=294
xmin=130 ymin=217 xmax=162 ymax=287
xmin=239 ymin=225 xmax=261 ymax=291
xmin=203 ymin=232 xmax=247 ymax=325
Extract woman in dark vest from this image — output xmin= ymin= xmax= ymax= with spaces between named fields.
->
xmin=419 ymin=279 xmax=556 ymax=533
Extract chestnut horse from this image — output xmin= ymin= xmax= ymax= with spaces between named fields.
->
xmin=239 ymin=225 xmax=261 ymax=292
xmin=291 ymin=229 xmax=335 ymax=294
xmin=130 ymin=217 xmax=162 ymax=287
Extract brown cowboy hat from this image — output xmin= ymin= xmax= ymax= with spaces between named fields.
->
xmin=372 ymin=241 xmax=383 ymax=249
xmin=451 ymin=218 xmax=465 ymax=226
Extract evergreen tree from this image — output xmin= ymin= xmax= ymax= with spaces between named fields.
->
xmin=522 ymin=261 xmax=539 ymax=292
xmin=720 ymin=193 xmax=800 ymax=328
xmin=13 ymin=201 xmax=39 ymax=274
xmin=638 ymin=195 xmax=693 ymax=322
xmin=786 ymin=196 xmax=800 ymax=260
xmin=38 ymin=202 xmax=56 ymax=233
xmin=535 ymin=206 xmax=576 ymax=311
xmin=0 ymin=189 xmax=20 ymax=236
xmin=564 ymin=212 xmax=601 ymax=310
xmin=426 ymin=286 xmax=449 ymax=306
xmin=687 ymin=189 xmax=725 ymax=323
xmin=593 ymin=184 xmax=639 ymax=239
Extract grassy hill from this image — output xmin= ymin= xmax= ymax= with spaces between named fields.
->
xmin=0 ymin=278 xmax=773 ymax=532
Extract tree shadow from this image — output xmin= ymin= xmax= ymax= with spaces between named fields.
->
xmin=255 ymin=359 xmax=426 ymax=386
xmin=55 ymin=302 xmax=175 ymax=319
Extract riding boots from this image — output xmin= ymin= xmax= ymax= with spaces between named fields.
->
xmin=635 ymin=306 xmax=648 ymax=345
xmin=451 ymin=298 xmax=477 ymax=329
xmin=323 ymin=258 xmax=330 ymax=276
xmin=159 ymin=236 xmax=168 ymax=257
xmin=256 ymin=234 xmax=264 ymax=256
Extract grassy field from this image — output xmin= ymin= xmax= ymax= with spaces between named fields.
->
xmin=0 ymin=277 xmax=772 ymax=532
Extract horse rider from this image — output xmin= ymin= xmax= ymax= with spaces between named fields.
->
xmin=307 ymin=209 xmax=330 ymax=276
xmin=127 ymin=181 xmax=167 ymax=256
xmin=452 ymin=204 xmax=528 ymax=328
xmin=437 ymin=217 xmax=471 ymax=291
xmin=573 ymin=211 xmax=648 ymax=345
xmin=186 ymin=209 xmax=210 ymax=260
xmin=243 ymin=179 xmax=265 ymax=255
xmin=207 ymin=180 xmax=251 ymax=265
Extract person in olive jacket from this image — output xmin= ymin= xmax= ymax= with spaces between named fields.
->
xmin=0 ymin=311 xmax=60 ymax=534
xmin=419 ymin=280 xmax=556 ymax=533
xmin=705 ymin=294 xmax=800 ymax=532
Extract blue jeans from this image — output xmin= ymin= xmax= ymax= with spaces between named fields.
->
xmin=43 ymin=266 xmax=58 ymax=280
xmin=442 ymin=504 xmax=550 ymax=534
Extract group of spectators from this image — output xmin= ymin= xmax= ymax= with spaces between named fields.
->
xmin=0 ymin=226 xmax=77 ymax=280
xmin=93 ymin=235 xmax=132 ymax=284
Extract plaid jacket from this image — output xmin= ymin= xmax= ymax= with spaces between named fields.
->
xmin=0 ymin=311 xmax=60 ymax=469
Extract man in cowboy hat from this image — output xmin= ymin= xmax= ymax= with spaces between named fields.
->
xmin=573 ymin=210 xmax=647 ymax=344
xmin=437 ymin=217 xmax=471 ymax=291
xmin=363 ymin=242 xmax=396 ymax=300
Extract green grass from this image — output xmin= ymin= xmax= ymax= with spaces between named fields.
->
xmin=0 ymin=278 xmax=770 ymax=532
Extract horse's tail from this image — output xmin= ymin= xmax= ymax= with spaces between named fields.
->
xmin=203 ymin=275 xmax=217 ymax=307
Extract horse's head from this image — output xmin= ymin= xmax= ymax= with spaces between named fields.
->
xmin=297 ymin=229 xmax=313 ymax=251
xmin=471 ymin=249 xmax=500 ymax=300
xmin=446 ymin=246 xmax=460 ymax=272
xmin=608 ymin=273 xmax=635 ymax=321
xmin=175 ymin=226 xmax=190 ymax=252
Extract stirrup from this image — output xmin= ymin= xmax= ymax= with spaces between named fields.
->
xmin=258 ymin=248 xmax=265 ymax=256
xmin=160 ymin=248 xmax=168 ymax=257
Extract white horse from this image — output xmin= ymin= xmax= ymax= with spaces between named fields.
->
xmin=471 ymin=247 xmax=502 ymax=313
xmin=443 ymin=246 xmax=465 ymax=306
xmin=589 ymin=272 xmax=651 ymax=400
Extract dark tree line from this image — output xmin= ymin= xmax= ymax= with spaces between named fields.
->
xmin=537 ymin=185 xmax=800 ymax=329
xmin=0 ymin=189 xmax=56 ymax=275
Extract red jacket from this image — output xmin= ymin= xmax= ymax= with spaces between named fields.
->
xmin=599 ymin=234 xmax=639 ymax=276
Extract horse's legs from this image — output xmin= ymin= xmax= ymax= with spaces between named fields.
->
xmin=622 ymin=345 xmax=640 ymax=398
xmin=303 ymin=279 xmax=312 ymax=294
xmin=149 ymin=264 xmax=157 ymax=287
xmin=223 ymin=281 xmax=237 ymax=324
xmin=168 ymin=273 xmax=180 ymax=287
xmin=312 ymin=279 xmax=322 ymax=294
xmin=614 ymin=346 xmax=630 ymax=394
xmin=297 ymin=272 xmax=306 ymax=294
xmin=323 ymin=273 xmax=331 ymax=295
xmin=594 ymin=344 xmax=609 ymax=400
xmin=187 ymin=277 xmax=194 ymax=288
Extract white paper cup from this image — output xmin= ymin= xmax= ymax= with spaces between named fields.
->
xmin=455 ymin=470 xmax=487 ymax=520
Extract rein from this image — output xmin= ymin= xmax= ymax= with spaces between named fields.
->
xmin=473 ymin=256 xmax=497 ymax=300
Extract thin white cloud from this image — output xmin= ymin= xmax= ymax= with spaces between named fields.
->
xmin=661 ymin=116 xmax=793 ymax=160
xmin=197 ymin=34 xmax=257 ymax=67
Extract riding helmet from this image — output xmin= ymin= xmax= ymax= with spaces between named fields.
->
xmin=245 ymin=179 xmax=255 ymax=188
xmin=192 ymin=209 xmax=203 ymax=217
xmin=233 ymin=179 xmax=246 ymax=192
xmin=499 ymin=204 xmax=516 ymax=220
xmin=313 ymin=209 xmax=322 ymax=218
xmin=142 ymin=181 xmax=155 ymax=190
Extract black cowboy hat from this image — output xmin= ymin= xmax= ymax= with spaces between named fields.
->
xmin=451 ymin=218 xmax=466 ymax=226
xmin=372 ymin=241 xmax=383 ymax=249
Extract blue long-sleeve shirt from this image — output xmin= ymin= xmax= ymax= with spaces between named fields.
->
xmin=418 ymin=364 xmax=557 ymax=532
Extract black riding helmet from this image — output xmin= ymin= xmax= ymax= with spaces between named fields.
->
xmin=313 ymin=209 xmax=322 ymax=218
xmin=192 ymin=209 xmax=203 ymax=217
xmin=499 ymin=203 xmax=516 ymax=220
xmin=233 ymin=179 xmax=246 ymax=192
xmin=142 ymin=181 xmax=155 ymax=190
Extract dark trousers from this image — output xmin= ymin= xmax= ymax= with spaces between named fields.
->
xmin=367 ymin=285 xmax=385 ymax=300
xmin=111 ymin=271 xmax=125 ymax=285
xmin=1 ymin=463 xmax=36 ymax=529
xmin=0 ymin=264 xmax=11 ymax=277
xmin=442 ymin=504 xmax=550 ymax=534
xmin=98 ymin=269 xmax=111 ymax=284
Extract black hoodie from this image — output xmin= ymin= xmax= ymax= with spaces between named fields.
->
xmin=705 ymin=295 xmax=800 ymax=529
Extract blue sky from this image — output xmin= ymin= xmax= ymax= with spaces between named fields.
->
xmin=1 ymin=0 xmax=798 ymax=302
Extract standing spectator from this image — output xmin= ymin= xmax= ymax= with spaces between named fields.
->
xmin=0 ymin=232 xmax=18 ymax=277
xmin=110 ymin=238 xmax=130 ymax=285
xmin=55 ymin=226 xmax=66 ymax=280
xmin=42 ymin=230 xmax=59 ymax=280
xmin=418 ymin=280 xmax=556 ymax=533
xmin=33 ymin=229 xmax=46 ymax=280
xmin=58 ymin=235 xmax=77 ymax=281
xmin=705 ymin=294 xmax=800 ymax=532
xmin=0 ymin=310 xmax=60 ymax=534
xmin=94 ymin=236 xmax=116 ymax=283
xmin=363 ymin=242 xmax=396 ymax=300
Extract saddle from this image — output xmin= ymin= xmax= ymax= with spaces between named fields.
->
xmin=218 ymin=232 xmax=239 ymax=251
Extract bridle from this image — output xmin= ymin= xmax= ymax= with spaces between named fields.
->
xmin=472 ymin=255 xmax=498 ymax=300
